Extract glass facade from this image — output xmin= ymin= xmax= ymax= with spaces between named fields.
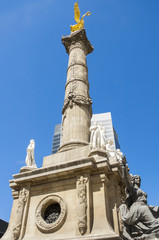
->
xmin=0 ymin=219 xmax=8 ymax=238
xmin=51 ymin=124 xmax=62 ymax=154
xmin=52 ymin=112 xmax=120 ymax=154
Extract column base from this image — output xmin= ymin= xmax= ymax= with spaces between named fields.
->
xmin=58 ymin=140 xmax=89 ymax=152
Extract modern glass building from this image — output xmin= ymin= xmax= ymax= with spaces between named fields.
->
xmin=52 ymin=124 xmax=62 ymax=154
xmin=52 ymin=112 xmax=120 ymax=154
xmin=0 ymin=219 xmax=8 ymax=238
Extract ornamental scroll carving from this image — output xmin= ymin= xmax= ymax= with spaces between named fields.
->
xmin=13 ymin=187 xmax=29 ymax=240
xmin=77 ymin=176 xmax=88 ymax=235
xmin=62 ymin=92 xmax=92 ymax=114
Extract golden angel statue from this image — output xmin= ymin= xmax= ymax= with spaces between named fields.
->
xmin=70 ymin=2 xmax=91 ymax=33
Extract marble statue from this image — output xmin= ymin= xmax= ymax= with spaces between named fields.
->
xmin=106 ymin=142 xmax=124 ymax=163
xmin=105 ymin=139 xmax=116 ymax=157
xmin=98 ymin=122 xmax=106 ymax=149
xmin=90 ymin=122 xmax=106 ymax=150
xmin=70 ymin=2 xmax=91 ymax=33
xmin=116 ymin=149 xmax=123 ymax=164
xmin=120 ymin=167 xmax=159 ymax=239
xmin=90 ymin=122 xmax=98 ymax=149
xmin=25 ymin=139 xmax=37 ymax=168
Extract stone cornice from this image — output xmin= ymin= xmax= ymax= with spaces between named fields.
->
xmin=11 ymin=157 xmax=96 ymax=186
xmin=62 ymin=28 xmax=94 ymax=55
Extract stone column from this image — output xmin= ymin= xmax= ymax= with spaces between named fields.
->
xmin=59 ymin=28 xmax=93 ymax=152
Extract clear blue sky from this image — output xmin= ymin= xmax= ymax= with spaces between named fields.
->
xmin=0 ymin=0 xmax=159 ymax=222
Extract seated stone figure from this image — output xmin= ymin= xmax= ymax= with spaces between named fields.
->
xmin=120 ymin=173 xmax=159 ymax=240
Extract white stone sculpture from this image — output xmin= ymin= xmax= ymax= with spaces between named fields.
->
xmin=116 ymin=149 xmax=123 ymax=163
xmin=98 ymin=122 xmax=106 ymax=149
xmin=90 ymin=122 xmax=98 ymax=149
xmin=106 ymin=141 xmax=124 ymax=163
xmin=25 ymin=139 xmax=37 ymax=168
xmin=90 ymin=122 xmax=106 ymax=150
xmin=105 ymin=139 xmax=116 ymax=157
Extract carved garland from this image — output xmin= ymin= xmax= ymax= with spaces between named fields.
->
xmin=35 ymin=195 xmax=66 ymax=233
xmin=62 ymin=93 xmax=92 ymax=114
xmin=13 ymin=187 xmax=29 ymax=240
xmin=77 ymin=176 xmax=88 ymax=235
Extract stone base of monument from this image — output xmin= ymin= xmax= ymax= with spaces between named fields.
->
xmin=2 ymin=144 xmax=124 ymax=240
xmin=89 ymin=148 xmax=107 ymax=158
xmin=20 ymin=166 xmax=37 ymax=173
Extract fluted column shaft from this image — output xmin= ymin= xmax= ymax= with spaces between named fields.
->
xmin=59 ymin=29 xmax=93 ymax=152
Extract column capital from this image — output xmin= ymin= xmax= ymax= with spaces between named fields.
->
xmin=62 ymin=28 xmax=94 ymax=55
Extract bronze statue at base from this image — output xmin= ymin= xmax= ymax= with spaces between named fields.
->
xmin=120 ymin=162 xmax=159 ymax=240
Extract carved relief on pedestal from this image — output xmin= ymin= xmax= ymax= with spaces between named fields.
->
xmin=76 ymin=176 xmax=88 ymax=235
xmin=35 ymin=195 xmax=66 ymax=233
xmin=13 ymin=187 xmax=29 ymax=240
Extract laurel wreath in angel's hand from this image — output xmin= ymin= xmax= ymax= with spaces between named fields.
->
xmin=70 ymin=1 xmax=91 ymax=33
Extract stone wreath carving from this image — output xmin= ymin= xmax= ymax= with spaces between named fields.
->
xmin=62 ymin=92 xmax=92 ymax=114
xmin=77 ymin=176 xmax=88 ymax=235
xmin=13 ymin=187 xmax=29 ymax=240
xmin=35 ymin=195 xmax=66 ymax=233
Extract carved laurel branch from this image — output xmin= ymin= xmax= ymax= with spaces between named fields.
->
xmin=62 ymin=93 xmax=92 ymax=114
xmin=77 ymin=176 xmax=88 ymax=235
xmin=35 ymin=195 xmax=66 ymax=233
xmin=13 ymin=187 xmax=29 ymax=240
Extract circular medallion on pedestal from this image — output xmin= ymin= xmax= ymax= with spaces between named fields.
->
xmin=35 ymin=195 xmax=66 ymax=233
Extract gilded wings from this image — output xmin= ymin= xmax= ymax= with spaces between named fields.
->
xmin=74 ymin=2 xmax=81 ymax=23
xmin=70 ymin=2 xmax=91 ymax=33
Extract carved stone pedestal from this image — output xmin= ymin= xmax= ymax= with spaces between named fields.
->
xmin=2 ymin=145 xmax=124 ymax=240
